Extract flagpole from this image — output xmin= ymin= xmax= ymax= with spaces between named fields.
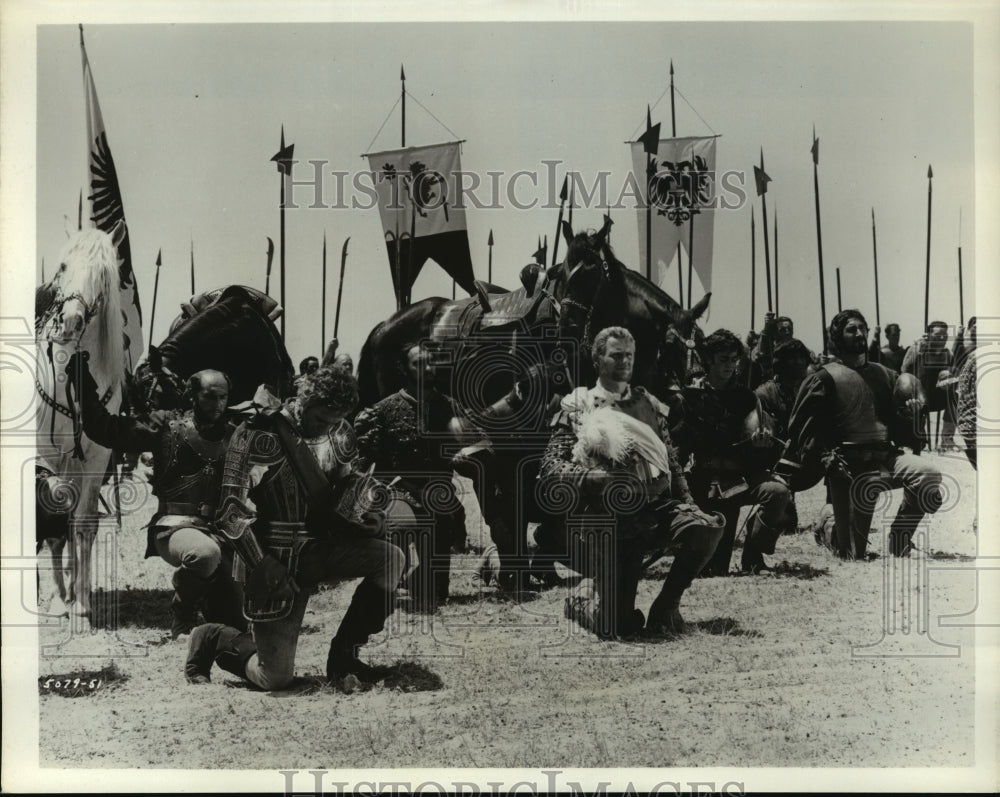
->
xmin=836 ymin=267 xmax=843 ymax=313
xmin=924 ymin=164 xmax=933 ymax=331
xmin=644 ymin=106 xmax=655 ymax=283
xmin=812 ymin=126 xmax=828 ymax=355
xmin=551 ymin=176 xmax=567 ymax=268
xmin=401 ymin=65 xmax=406 ymax=148
xmin=872 ymin=208 xmax=881 ymax=328
xmin=759 ymin=149 xmax=773 ymax=314
xmin=321 ymin=232 xmax=327 ymax=354
xmin=686 ymin=215 xmax=694 ymax=309
xmin=488 ymin=229 xmax=494 ymax=283
xmin=670 ymin=61 xmax=683 ymax=306
xmin=149 ymin=249 xmax=162 ymax=352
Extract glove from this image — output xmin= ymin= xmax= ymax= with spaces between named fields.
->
xmin=65 ymin=350 xmax=96 ymax=391
xmin=349 ymin=510 xmax=386 ymax=539
xmin=821 ymin=450 xmax=851 ymax=480
xmin=247 ymin=553 xmax=299 ymax=605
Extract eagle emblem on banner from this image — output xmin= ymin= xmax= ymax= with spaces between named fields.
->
xmin=648 ymin=155 xmax=712 ymax=226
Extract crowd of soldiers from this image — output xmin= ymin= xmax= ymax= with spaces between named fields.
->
xmin=67 ymin=293 xmax=980 ymax=690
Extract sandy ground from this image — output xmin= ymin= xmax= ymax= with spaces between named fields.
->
xmin=35 ymin=450 xmax=981 ymax=770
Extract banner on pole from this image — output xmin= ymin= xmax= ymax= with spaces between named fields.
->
xmin=365 ymin=141 xmax=475 ymax=305
xmin=630 ymin=135 xmax=718 ymax=295
xmin=82 ymin=34 xmax=144 ymax=373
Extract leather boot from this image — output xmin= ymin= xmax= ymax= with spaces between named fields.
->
xmin=741 ymin=514 xmax=778 ymax=573
xmin=171 ymin=566 xmax=212 ymax=639
xmin=185 ymin=622 xmax=255 ymax=684
xmin=326 ymin=580 xmax=397 ymax=684
xmin=201 ymin=555 xmax=248 ymax=632
xmin=646 ymin=585 xmax=687 ymax=635
xmin=888 ymin=512 xmax=921 ymax=557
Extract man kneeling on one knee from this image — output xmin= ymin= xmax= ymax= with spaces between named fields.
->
xmin=184 ymin=365 xmax=405 ymax=689
xmin=540 ymin=326 xmax=724 ymax=639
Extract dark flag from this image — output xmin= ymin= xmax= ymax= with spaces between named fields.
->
xmin=365 ymin=141 xmax=474 ymax=306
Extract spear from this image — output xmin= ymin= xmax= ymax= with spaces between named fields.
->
xmin=872 ymin=208 xmax=880 ymax=327
xmin=149 ymin=248 xmax=162 ymax=352
xmin=189 ymin=239 xmax=195 ymax=296
xmin=924 ymin=164 xmax=933 ymax=331
xmin=567 ymin=182 xmax=575 ymax=239
xmin=750 ymin=209 xmax=756 ymax=331
xmin=321 ymin=232 xmax=327 ymax=354
xmin=41 ymin=258 xmax=45 ymax=283
xmin=811 ymin=126 xmax=828 ymax=354
xmin=551 ymin=177 xmax=568 ymax=268
xmin=836 ymin=267 xmax=843 ymax=313
xmin=265 ymin=237 xmax=274 ymax=295
xmin=773 ymin=205 xmax=779 ymax=316
xmin=334 ymin=237 xmax=350 ymax=340
xmin=488 ymin=228 xmax=494 ymax=283
xmin=957 ymin=208 xmax=964 ymax=326
xmin=755 ymin=148 xmax=773 ymax=313
xmin=78 ymin=189 xmax=83 ymax=230
xmin=605 ymin=203 xmax=612 ymax=246
xmin=401 ymin=64 xmax=406 ymax=147
xmin=270 ymin=126 xmax=295 ymax=339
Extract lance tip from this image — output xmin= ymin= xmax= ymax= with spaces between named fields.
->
xmin=927 ymin=164 xmax=933 ymax=179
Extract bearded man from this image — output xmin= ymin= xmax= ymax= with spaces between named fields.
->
xmin=775 ymin=310 xmax=943 ymax=560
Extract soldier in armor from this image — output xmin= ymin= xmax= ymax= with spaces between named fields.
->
xmin=868 ymin=322 xmax=908 ymax=371
xmin=354 ymin=341 xmax=466 ymax=609
xmin=184 ymin=365 xmax=405 ymax=689
xmin=902 ymin=320 xmax=955 ymax=451
xmin=670 ymin=329 xmax=792 ymax=575
xmin=540 ymin=326 xmax=724 ymax=639
xmin=775 ymin=309 xmax=942 ymax=559
xmin=68 ymin=353 xmax=245 ymax=638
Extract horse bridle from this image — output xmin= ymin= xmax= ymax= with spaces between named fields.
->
xmin=559 ymin=259 xmax=610 ymax=355
xmin=37 ymin=287 xmax=111 ymax=460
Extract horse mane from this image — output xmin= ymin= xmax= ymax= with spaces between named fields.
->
xmin=56 ymin=228 xmax=125 ymax=392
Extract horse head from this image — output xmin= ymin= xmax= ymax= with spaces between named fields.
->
xmin=658 ymin=291 xmax=711 ymax=389
xmin=42 ymin=221 xmax=126 ymax=392
xmin=553 ymin=218 xmax=623 ymax=355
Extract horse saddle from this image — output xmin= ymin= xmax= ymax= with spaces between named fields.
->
xmin=172 ymin=285 xmax=282 ymax=335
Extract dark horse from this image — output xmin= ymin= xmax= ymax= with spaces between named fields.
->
xmin=355 ymin=221 xmax=711 ymax=586
xmin=133 ymin=284 xmax=295 ymax=412
xmin=547 ymin=219 xmax=711 ymax=399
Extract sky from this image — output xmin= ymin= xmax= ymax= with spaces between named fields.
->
xmin=26 ymin=11 xmax=986 ymax=366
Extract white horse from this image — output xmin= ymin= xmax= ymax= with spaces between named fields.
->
xmin=36 ymin=221 xmax=127 ymax=629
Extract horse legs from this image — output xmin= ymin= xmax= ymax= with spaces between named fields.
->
xmin=65 ymin=477 xmax=103 ymax=631
xmin=45 ymin=536 xmax=70 ymax=618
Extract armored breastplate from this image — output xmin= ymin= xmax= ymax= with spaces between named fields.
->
xmin=154 ymin=414 xmax=231 ymax=506
xmin=824 ymin=362 xmax=890 ymax=445
xmin=612 ymin=389 xmax=661 ymax=435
